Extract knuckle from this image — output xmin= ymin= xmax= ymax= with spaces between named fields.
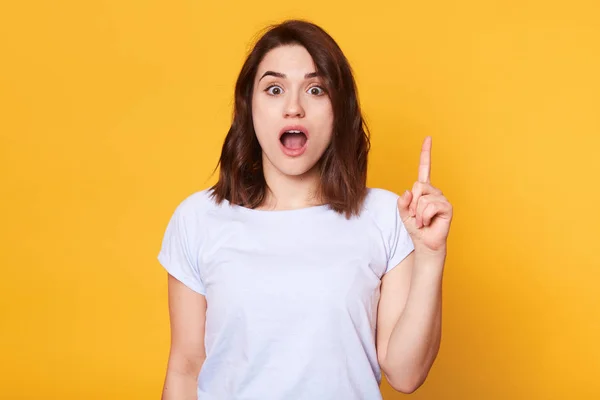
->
xmin=423 ymin=203 xmax=433 ymax=215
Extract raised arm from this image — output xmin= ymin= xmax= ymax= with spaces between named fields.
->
xmin=376 ymin=136 xmax=453 ymax=393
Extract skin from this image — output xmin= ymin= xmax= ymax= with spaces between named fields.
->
xmin=377 ymin=137 xmax=453 ymax=393
xmin=162 ymin=45 xmax=454 ymax=397
xmin=161 ymin=276 xmax=206 ymax=400
xmin=251 ymin=44 xmax=334 ymax=210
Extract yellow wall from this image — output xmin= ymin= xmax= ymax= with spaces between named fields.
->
xmin=1 ymin=1 xmax=598 ymax=399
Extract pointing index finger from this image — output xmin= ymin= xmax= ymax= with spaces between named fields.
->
xmin=418 ymin=136 xmax=432 ymax=183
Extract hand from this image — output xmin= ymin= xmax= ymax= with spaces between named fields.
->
xmin=397 ymin=136 xmax=453 ymax=256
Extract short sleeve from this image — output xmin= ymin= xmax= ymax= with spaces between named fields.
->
xmin=385 ymin=193 xmax=415 ymax=274
xmin=157 ymin=196 xmax=206 ymax=295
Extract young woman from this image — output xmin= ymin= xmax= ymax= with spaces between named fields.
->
xmin=158 ymin=19 xmax=453 ymax=400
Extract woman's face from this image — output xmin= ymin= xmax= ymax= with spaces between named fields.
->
xmin=251 ymin=44 xmax=334 ymax=178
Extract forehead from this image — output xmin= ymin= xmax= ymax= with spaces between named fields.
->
xmin=256 ymin=45 xmax=317 ymax=78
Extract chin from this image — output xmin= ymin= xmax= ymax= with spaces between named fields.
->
xmin=261 ymin=151 xmax=318 ymax=177
xmin=274 ymin=161 xmax=317 ymax=177
xmin=260 ymin=140 xmax=326 ymax=178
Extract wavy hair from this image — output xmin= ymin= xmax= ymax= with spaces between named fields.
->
xmin=209 ymin=19 xmax=370 ymax=218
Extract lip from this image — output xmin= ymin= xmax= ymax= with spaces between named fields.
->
xmin=278 ymin=124 xmax=310 ymax=140
xmin=279 ymin=124 xmax=309 ymax=157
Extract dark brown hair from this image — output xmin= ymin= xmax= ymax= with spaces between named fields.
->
xmin=209 ymin=19 xmax=370 ymax=218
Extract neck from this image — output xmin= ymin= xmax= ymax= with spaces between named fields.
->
xmin=259 ymin=158 xmax=323 ymax=211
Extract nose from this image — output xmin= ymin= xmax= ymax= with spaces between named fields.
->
xmin=283 ymin=92 xmax=305 ymax=118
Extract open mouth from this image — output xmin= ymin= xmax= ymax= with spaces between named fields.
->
xmin=280 ymin=129 xmax=308 ymax=150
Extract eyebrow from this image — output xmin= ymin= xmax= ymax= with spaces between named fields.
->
xmin=259 ymin=71 xmax=319 ymax=81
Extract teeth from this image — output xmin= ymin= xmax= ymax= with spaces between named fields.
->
xmin=285 ymin=130 xmax=302 ymax=134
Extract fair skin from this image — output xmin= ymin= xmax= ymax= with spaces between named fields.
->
xmin=161 ymin=276 xmax=206 ymax=400
xmin=251 ymin=44 xmax=334 ymax=210
xmin=162 ymin=45 xmax=453 ymax=398
xmin=377 ymin=136 xmax=453 ymax=393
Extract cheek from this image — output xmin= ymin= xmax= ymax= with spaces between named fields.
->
xmin=253 ymin=95 xmax=279 ymax=118
xmin=252 ymin=100 xmax=283 ymax=152
xmin=251 ymin=98 xmax=271 ymax=138
xmin=313 ymin=102 xmax=334 ymax=138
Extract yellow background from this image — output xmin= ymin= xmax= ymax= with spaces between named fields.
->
xmin=1 ymin=0 xmax=599 ymax=399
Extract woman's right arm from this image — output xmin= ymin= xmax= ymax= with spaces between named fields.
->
xmin=161 ymin=274 xmax=207 ymax=400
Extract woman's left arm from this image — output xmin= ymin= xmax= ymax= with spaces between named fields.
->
xmin=377 ymin=251 xmax=445 ymax=393
xmin=376 ymin=136 xmax=453 ymax=393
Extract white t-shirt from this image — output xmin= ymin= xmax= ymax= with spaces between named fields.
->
xmin=158 ymin=187 xmax=414 ymax=400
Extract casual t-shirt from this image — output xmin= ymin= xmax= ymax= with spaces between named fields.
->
xmin=157 ymin=187 xmax=414 ymax=400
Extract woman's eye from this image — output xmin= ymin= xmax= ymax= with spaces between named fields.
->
xmin=308 ymin=86 xmax=325 ymax=96
xmin=266 ymin=85 xmax=283 ymax=95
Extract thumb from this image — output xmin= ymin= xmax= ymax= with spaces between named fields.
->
xmin=397 ymin=190 xmax=412 ymax=221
